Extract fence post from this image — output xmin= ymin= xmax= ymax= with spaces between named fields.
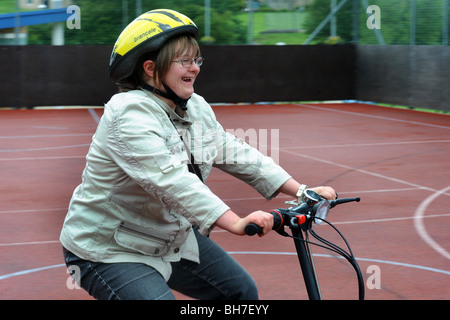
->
xmin=444 ymin=0 xmax=449 ymax=45
xmin=410 ymin=0 xmax=416 ymax=45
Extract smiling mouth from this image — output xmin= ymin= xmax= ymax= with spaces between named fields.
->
xmin=182 ymin=77 xmax=192 ymax=82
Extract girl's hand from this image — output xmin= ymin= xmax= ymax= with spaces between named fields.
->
xmin=215 ymin=210 xmax=274 ymax=236
xmin=309 ymin=186 xmax=337 ymax=200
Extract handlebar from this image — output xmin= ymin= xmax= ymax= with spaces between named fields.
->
xmin=329 ymin=197 xmax=361 ymax=208
xmin=245 ymin=195 xmax=360 ymax=236
xmin=244 ymin=190 xmax=364 ymax=300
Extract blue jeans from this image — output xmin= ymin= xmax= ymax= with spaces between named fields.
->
xmin=63 ymin=229 xmax=258 ymax=300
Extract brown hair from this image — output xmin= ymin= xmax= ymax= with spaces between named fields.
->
xmin=120 ymin=34 xmax=200 ymax=92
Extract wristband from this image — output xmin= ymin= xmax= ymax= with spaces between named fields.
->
xmin=296 ymin=184 xmax=308 ymax=203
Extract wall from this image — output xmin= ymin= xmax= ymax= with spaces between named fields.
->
xmin=0 ymin=45 xmax=116 ymax=107
xmin=0 ymin=45 xmax=355 ymax=108
xmin=196 ymin=45 xmax=355 ymax=103
xmin=1 ymin=44 xmax=448 ymax=111
xmin=356 ymin=45 xmax=449 ymax=111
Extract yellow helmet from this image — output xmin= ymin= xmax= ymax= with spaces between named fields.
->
xmin=108 ymin=9 xmax=198 ymax=85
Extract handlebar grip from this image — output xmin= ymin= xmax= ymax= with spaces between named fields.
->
xmin=245 ymin=223 xmax=262 ymax=236
xmin=244 ymin=210 xmax=284 ymax=236
xmin=328 ymin=197 xmax=361 ymax=208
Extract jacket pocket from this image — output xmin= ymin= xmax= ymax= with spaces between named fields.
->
xmin=114 ymin=222 xmax=172 ymax=257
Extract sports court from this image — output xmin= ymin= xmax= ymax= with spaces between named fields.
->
xmin=0 ymin=101 xmax=448 ymax=300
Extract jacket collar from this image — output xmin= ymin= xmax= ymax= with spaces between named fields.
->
xmin=139 ymin=87 xmax=193 ymax=126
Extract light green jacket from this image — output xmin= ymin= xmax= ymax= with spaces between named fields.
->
xmin=60 ymin=89 xmax=291 ymax=280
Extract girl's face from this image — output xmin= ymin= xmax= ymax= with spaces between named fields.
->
xmin=163 ymin=48 xmax=201 ymax=100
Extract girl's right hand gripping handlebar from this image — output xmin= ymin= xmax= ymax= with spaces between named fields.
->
xmin=244 ymin=210 xmax=284 ymax=236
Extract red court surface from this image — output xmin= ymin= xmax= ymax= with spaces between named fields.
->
xmin=0 ymin=102 xmax=449 ymax=300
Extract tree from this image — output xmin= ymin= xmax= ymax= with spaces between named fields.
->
xmin=28 ymin=0 xmax=247 ymax=45
xmin=303 ymin=0 xmax=448 ymax=45
xmin=303 ymin=0 xmax=353 ymax=44
xmin=141 ymin=0 xmax=247 ymax=44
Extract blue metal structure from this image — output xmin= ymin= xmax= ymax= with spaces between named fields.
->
xmin=0 ymin=8 xmax=70 ymax=29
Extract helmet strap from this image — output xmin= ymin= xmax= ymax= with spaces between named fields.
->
xmin=140 ymin=82 xmax=190 ymax=111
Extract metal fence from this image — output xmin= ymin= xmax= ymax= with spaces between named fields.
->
xmin=1 ymin=0 xmax=448 ymax=46
xmin=295 ymin=0 xmax=449 ymax=45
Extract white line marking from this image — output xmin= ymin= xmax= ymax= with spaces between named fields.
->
xmin=227 ymin=252 xmax=450 ymax=275
xmin=0 ymin=240 xmax=60 ymax=247
xmin=0 ymin=155 xmax=85 ymax=161
xmin=0 ymin=134 xmax=92 ymax=139
xmin=283 ymin=139 xmax=450 ymax=150
xmin=332 ymin=213 xmax=450 ymax=225
xmin=0 ymin=264 xmax=66 ymax=280
xmin=219 ymin=188 xmax=424 ymax=202
xmin=0 ymin=208 xmax=67 ymax=214
xmin=88 ymin=108 xmax=101 ymax=124
xmin=0 ymin=143 xmax=90 ymax=153
xmin=281 ymin=149 xmax=450 ymax=196
xmin=296 ymin=104 xmax=450 ymax=130
xmin=338 ymin=187 xmax=423 ymax=194
xmin=414 ymin=186 xmax=450 ymax=260
xmin=1 ymin=252 xmax=448 ymax=282
xmin=32 ymin=126 xmax=67 ymax=130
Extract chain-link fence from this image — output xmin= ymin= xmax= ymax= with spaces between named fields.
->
xmin=1 ymin=0 xmax=448 ymax=46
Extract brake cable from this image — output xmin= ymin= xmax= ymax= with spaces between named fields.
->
xmin=284 ymin=217 xmax=365 ymax=300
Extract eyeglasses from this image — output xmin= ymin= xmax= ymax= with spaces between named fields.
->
xmin=172 ymin=57 xmax=204 ymax=68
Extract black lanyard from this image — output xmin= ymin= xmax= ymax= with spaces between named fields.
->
xmin=168 ymin=116 xmax=204 ymax=183
xmin=180 ymin=135 xmax=204 ymax=183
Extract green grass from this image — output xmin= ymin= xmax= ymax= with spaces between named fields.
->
xmin=0 ymin=0 xmax=43 ymax=14
xmin=236 ymin=11 xmax=309 ymax=45
xmin=375 ymin=102 xmax=450 ymax=115
xmin=0 ymin=0 xmax=17 ymax=14
xmin=252 ymin=31 xmax=308 ymax=45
